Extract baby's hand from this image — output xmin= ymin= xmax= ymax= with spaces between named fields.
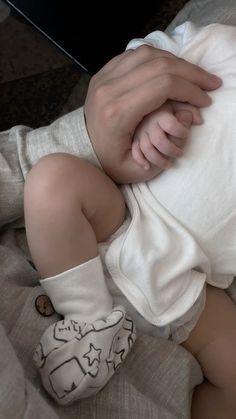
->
xmin=131 ymin=101 xmax=203 ymax=171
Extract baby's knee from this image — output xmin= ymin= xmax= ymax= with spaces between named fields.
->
xmin=24 ymin=153 xmax=89 ymax=203
xmin=24 ymin=154 xmax=85 ymax=222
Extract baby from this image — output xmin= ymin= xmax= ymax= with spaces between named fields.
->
xmin=24 ymin=21 xmax=236 ymax=419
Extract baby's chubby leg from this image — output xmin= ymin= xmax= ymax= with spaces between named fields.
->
xmin=182 ymin=285 xmax=236 ymax=419
xmin=24 ymin=153 xmax=136 ymax=404
xmin=24 ymin=152 xmax=126 ymax=278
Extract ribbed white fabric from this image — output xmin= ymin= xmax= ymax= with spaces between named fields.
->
xmin=40 ymin=256 xmax=113 ymax=322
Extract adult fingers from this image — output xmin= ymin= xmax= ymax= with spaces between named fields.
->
xmin=172 ymin=102 xmax=203 ymax=125
xmin=97 ymin=45 xmax=221 ymax=92
xmin=99 ymin=46 xmax=221 ymax=92
xmin=116 ymin=74 xmax=213 ymax=132
xmin=96 ymin=45 xmax=174 ymax=79
xmin=161 ymin=56 xmax=222 ymax=92
xmin=175 ymin=110 xmax=193 ymax=128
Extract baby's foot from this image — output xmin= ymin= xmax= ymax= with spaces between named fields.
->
xmin=34 ymin=306 xmax=136 ymax=405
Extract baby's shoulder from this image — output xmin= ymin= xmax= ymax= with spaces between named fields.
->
xmin=185 ymin=22 xmax=236 ymax=49
xmin=180 ymin=22 xmax=236 ymax=67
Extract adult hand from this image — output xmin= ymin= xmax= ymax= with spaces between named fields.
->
xmin=84 ymin=45 xmax=222 ymax=183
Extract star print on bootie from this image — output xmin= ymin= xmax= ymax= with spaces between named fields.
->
xmin=33 ymin=306 xmax=136 ymax=405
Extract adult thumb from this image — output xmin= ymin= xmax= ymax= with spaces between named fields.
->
xmin=175 ymin=110 xmax=193 ymax=128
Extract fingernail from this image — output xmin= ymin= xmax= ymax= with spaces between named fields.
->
xmin=210 ymin=75 xmax=222 ymax=86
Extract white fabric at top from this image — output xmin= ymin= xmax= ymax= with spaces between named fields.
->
xmin=106 ymin=22 xmax=236 ymax=327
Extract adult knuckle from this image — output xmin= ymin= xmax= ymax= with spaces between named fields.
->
xmin=92 ymin=83 xmax=120 ymax=121
xmin=155 ymin=57 xmax=171 ymax=74
xmin=136 ymin=44 xmax=155 ymax=59
xmin=93 ymin=81 xmax=110 ymax=104
xmin=161 ymin=74 xmax=174 ymax=88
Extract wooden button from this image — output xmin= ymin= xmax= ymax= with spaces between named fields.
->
xmin=35 ymin=294 xmax=55 ymax=317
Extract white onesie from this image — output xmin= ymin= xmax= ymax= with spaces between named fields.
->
xmin=104 ymin=22 xmax=236 ymax=332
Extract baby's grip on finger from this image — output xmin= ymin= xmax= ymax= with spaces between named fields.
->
xmin=158 ymin=112 xmax=190 ymax=138
xmin=136 ymin=133 xmax=172 ymax=169
xmin=150 ymin=126 xmax=184 ymax=159
xmin=131 ymin=137 xmax=150 ymax=170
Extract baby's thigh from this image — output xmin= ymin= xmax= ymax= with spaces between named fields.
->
xmin=182 ymin=285 xmax=236 ymax=389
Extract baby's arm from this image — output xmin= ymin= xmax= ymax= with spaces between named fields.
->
xmin=132 ymin=101 xmax=203 ymax=171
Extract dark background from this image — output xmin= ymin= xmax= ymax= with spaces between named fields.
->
xmin=0 ymin=0 xmax=188 ymax=131
xmin=6 ymin=0 xmax=164 ymax=74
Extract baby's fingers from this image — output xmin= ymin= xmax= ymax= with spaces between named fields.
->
xmin=136 ymin=132 xmax=172 ymax=169
xmin=132 ymin=137 xmax=150 ymax=170
xmin=149 ymin=124 xmax=184 ymax=159
xmin=158 ymin=111 xmax=191 ymax=138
